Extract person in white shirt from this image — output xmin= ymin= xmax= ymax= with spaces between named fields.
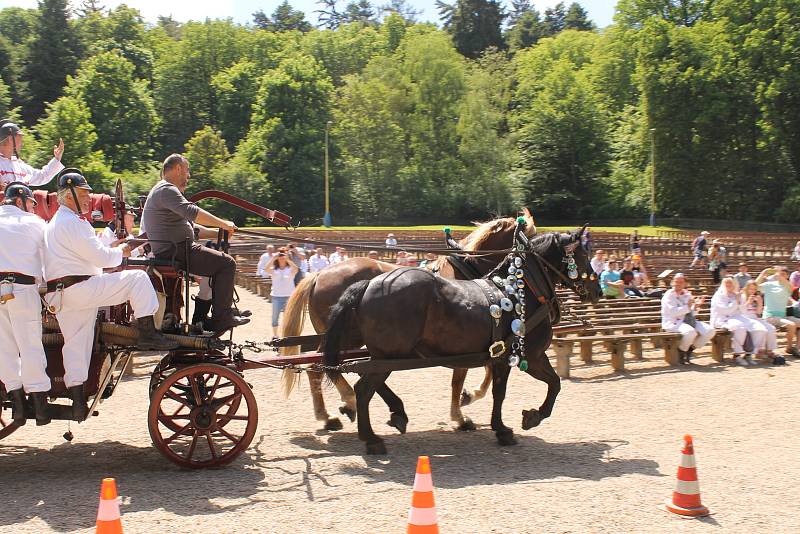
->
xmin=661 ymin=273 xmax=714 ymax=364
xmin=741 ymin=280 xmax=778 ymax=363
xmin=43 ymin=169 xmax=177 ymax=420
xmin=0 ymin=119 xmax=65 ymax=188
xmin=385 ymin=233 xmax=397 ymax=247
xmin=0 ymin=182 xmax=51 ymax=425
xmin=710 ymin=277 xmax=760 ymax=366
xmin=329 ymin=246 xmax=348 ymax=264
xmin=309 ymin=248 xmax=329 ymax=273
xmin=266 ymin=250 xmax=299 ymax=338
xmin=256 ymin=244 xmax=276 ymax=278
xmin=590 ymin=249 xmax=607 ymax=275
xmin=98 ymin=210 xmax=142 ymax=257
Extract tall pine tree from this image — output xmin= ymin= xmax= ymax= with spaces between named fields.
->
xmin=438 ymin=0 xmax=506 ymax=59
xmin=22 ymin=0 xmax=81 ymax=122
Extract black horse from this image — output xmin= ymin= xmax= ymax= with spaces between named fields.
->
xmin=323 ymin=225 xmax=600 ymax=454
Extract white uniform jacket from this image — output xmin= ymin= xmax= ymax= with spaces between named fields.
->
xmin=710 ymin=290 xmax=745 ymax=328
xmin=44 ymin=206 xmax=123 ymax=280
xmin=661 ymin=288 xmax=693 ymax=330
xmin=0 ymin=155 xmax=64 ymax=188
xmin=0 ymin=204 xmax=46 ymax=279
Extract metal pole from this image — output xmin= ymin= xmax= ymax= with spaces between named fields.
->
xmin=649 ymin=128 xmax=656 ymax=227
xmin=323 ymin=120 xmax=332 ymax=227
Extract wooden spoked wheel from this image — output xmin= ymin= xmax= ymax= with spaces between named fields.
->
xmin=148 ymin=363 xmax=258 ymax=468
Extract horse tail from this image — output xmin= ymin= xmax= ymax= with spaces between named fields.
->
xmin=279 ymin=272 xmax=319 ymax=398
xmin=323 ymin=280 xmax=370 ymax=381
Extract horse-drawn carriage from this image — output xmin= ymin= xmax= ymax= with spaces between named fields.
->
xmin=0 ymin=182 xmax=600 ymax=468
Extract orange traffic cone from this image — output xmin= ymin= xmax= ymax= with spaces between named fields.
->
xmin=664 ymin=435 xmax=710 ymax=517
xmin=407 ymin=456 xmax=439 ymax=533
xmin=96 ymin=478 xmax=123 ymax=533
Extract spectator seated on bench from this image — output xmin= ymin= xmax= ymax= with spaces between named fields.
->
xmin=710 ymin=277 xmax=764 ymax=366
xmin=741 ymin=280 xmax=779 ymax=364
xmin=756 ymin=266 xmax=800 ymax=362
xmin=600 ymin=260 xmax=625 ymax=299
xmin=661 ymin=273 xmax=715 ymax=364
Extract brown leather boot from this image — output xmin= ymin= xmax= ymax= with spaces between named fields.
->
xmin=136 ymin=316 xmax=179 ymax=350
xmin=31 ymin=392 xmax=51 ymax=426
xmin=68 ymin=384 xmax=88 ymax=421
xmin=8 ymin=388 xmax=26 ymax=426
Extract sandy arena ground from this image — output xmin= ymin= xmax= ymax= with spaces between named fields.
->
xmin=2 ymin=286 xmax=799 ymax=533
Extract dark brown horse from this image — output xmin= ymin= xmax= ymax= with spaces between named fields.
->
xmin=279 ymin=212 xmax=537 ymax=430
xmin=323 ymin=226 xmax=600 ymax=454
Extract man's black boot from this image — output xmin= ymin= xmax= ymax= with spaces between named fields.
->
xmin=8 ymin=388 xmax=26 ymax=426
xmin=136 ymin=316 xmax=179 ymax=350
xmin=68 ymin=384 xmax=88 ymax=421
xmin=31 ymin=392 xmax=51 ymax=426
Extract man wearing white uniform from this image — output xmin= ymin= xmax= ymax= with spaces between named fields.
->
xmin=44 ymin=169 xmax=177 ymax=420
xmin=0 ymin=182 xmax=51 ymax=426
xmin=256 ymin=244 xmax=276 ymax=278
xmin=0 ymin=119 xmax=65 ymax=188
xmin=661 ymin=273 xmax=715 ymax=364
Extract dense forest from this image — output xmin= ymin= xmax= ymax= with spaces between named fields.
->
xmin=0 ymin=0 xmax=797 ymax=225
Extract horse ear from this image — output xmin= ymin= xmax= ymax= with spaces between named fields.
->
xmin=579 ymin=223 xmax=588 ymax=237
xmin=520 ymin=207 xmax=537 ymax=235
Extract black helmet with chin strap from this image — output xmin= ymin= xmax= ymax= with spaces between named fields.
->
xmin=0 ymin=119 xmax=23 ymax=159
xmin=56 ymin=167 xmax=92 ymax=214
xmin=3 ymin=181 xmax=37 ymax=212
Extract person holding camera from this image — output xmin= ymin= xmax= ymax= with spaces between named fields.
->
xmin=266 ymin=248 xmax=299 ymax=338
xmin=756 ymin=266 xmax=800 ymax=359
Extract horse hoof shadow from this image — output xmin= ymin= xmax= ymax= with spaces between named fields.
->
xmin=521 ymin=409 xmax=542 ymax=430
xmin=324 ymin=417 xmax=343 ymax=431
xmin=366 ymin=440 xmax=387 ymax=455
xmin=455 ymin=418 xmax=476 ymax=432
xmin=387 ymin=413 xmax=408 ymax=434
xmin=496 ymin=430 xmax=518 ymax=446
xmin=460 ymin=390 xmax=474 ymax=407
xmin=339 ymin=405 xmax=356 ymax=422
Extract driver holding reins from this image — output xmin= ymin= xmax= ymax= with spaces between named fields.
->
xmin=43 ymin=168 xmax=178 ymax=421
xmin=0 ymin=119 xmax=65 ymax=188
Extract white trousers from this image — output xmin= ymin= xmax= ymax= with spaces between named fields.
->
xmin=0 ymin=285 xmax=50 ymax=392
xmin=46 ymin=271 xmax=159 ymax=387
xmin=667 ymin=321 xmax=715 ymax=352
xmin=747 ymin=317 xmax=777 ymax=351
xmin=714 ymin=317 xmax=750 ymax=354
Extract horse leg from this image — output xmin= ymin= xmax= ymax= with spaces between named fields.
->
xmin=307 ymin=371 xmax=343 ymax=431
xmin=521 ymin=352 xmax=561 ymax=431
xmin=374 ymin=377 xmax=408 ymax=434
xmin=331 ymin=372 xmax=357 ymax=422
xmin=450 ymin=369 xmax=476 ymax=431
xmin=354 ymin=372 xmax=390 ymax=455
xmin=460 ymin=365 xmax=493 ymax=406
xmin=490 ymin=360 xmax=516 ymax=446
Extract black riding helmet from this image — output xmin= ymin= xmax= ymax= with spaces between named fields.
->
xmin=3 ymin=181 xmax=37 ymax=212
xmin=0 ymin=119 xmax=23 ymax=159
xmin=56 ymin=167 xmax=92 ymax=214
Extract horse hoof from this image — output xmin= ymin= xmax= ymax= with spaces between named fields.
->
xmin=324 ymin=417 xmax=343 ymax=431
xmin=366 ymin=440 xmax=387 ymax=455
xmin=456 ymin=418 xmax=476 ymax=432
xmin=496 ymin=431 xmax=517 ymax=447
xmin=521 ymin=409 xmax=542 ymax=430
xmin=339 ymin=405 xmax=357 ymax=422
xmin=387 ymin=413 xmax=408 ymax=434
xmin=460 ymin=390 xmax=474 ymax=407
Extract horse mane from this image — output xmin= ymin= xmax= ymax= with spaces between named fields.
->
xmin=528 ymin=232 xmax=558 ymax=256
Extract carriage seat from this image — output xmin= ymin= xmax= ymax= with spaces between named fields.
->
xmin=124 ymin=257 xmax=183 ymax=279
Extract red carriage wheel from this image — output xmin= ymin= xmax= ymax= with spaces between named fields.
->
xmin=148 ymin=363 xmax=258 ymax=468
xmin=149 ymin=356 xmax=243 ymax=433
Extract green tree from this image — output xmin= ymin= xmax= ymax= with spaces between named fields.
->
xmin=184 ymin=126 xmax=230 ymax=195
xmin=512 ymin=60 xmax=609 ymax=220
xmin=615 ymin=0 xmax=712 ymax=29
xmin=438 ymin=0 xmax=506 ymax=58
xmin=67 ymin=50 xmax=158 ymax=171
xmin=0 ymin=79 xmax=11 ymax=118
xmin=211 ymin=61 xmax=259 ymax=151
xmin=344 ymin=0 xmax=378 ymax=25
xmin=21 ymin=0 xmax=82 ymax=122
xmin=152 ymin=20 xmax=249 ymax=153
xmin=238 ymin=54 xmax=334 ymax=221
xmin=381 ymin=12 xmax=407 ymax=52
xmin=543 ymin=2 xmax=567 ymax=35
xmin=253 ymin=1 xmax=312 ymax=32
xmin=564 ymin=3 xmax=594 ymax=31
xmin=506 ymin=9 xmax=547 ymax=51
xmin=301 ymin=24 xmax=387 ymax=86
xmin=34 ymin=94 xmax=116 ymax=190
